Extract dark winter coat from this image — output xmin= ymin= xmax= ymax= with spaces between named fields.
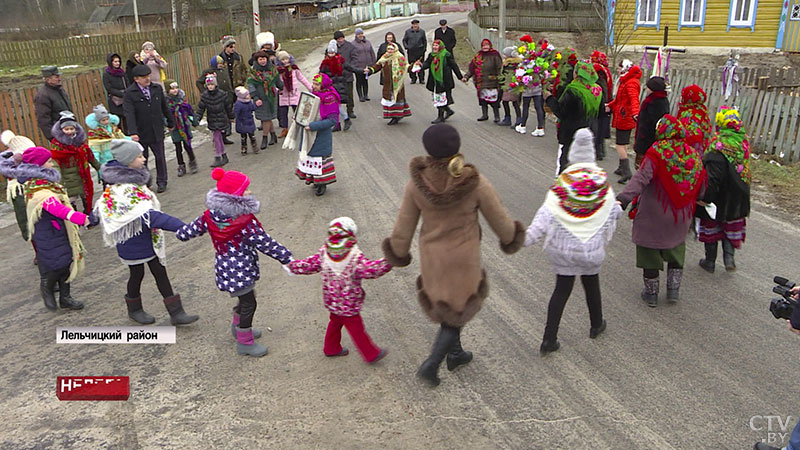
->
xmin=125 ymin=51 xmax=141 ymax=87
xmin=464 ymin=51 xmax=503 ymax=91
xmin=336 ymin=40 xmax=357 ymax=81
xmin=102 ymin=53 xmax=128 ymax=117
xmin=545 ymin=89 xmax=594 ymax=147
xmin=197 ymin=67 xmax=233 ymax=97
xmin=403 ymin=28 xmax=427 ymax=58
xmin=422 ymin=52 xmax=462 ymax=93
xmin=219 ymin=50 xmax=249 ymax=88
xmin=307 ymin=117 xmax=336 ymax=158
xmin=34 ymin=84 xmax=73 ymax=141
xmin=434 ymin=27 xmax=457 ymax=52
xmin=123 ymin=82 xmax=174 ymax=144
xmin=176 ymin=190 xmax=293 ymax=295
xmin=634 ymin=91 xmax=670 ymax=155
xmin=197 ymin=88 xmax=234 ymax=131
xmin=319 ymin=59 xmax=355 ymax=104
xmin=700 ymin=151 xmax=750 ymax=221
xmin=350 ymin=38 xmax=377 ymax=71
xmin=101 ymin=161 xmax=184 ymax=262
xmin=234 ymin=100 xmax=257 ymax=134
xmin=594 ymin=74 xmax=611 ymax=140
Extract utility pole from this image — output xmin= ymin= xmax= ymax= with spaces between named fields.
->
xmin=253 ymin=0 xmax=261 ymax=37
xmin=498 ymin=0 xmax=506 ymax=50
xmin=171 ymin=0 xmax=178 ymax=30
xmin=133 ymin=0 xmax=141 ymax=32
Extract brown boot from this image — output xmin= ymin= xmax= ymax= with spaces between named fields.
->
xmin=278 ymin=128 xmax=288 ymax=138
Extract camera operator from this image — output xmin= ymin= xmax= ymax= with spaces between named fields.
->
xmin=789 ymin=286 xmax=800 ymax=335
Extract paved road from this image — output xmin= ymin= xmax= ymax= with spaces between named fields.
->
xmin=0 ymin=13 xmax=797 ymax=449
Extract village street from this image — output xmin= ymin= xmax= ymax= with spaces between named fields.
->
xmin=0 ymin=14 xmax=797 ymax=449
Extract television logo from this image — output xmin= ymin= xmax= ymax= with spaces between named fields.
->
xmin=750 ymin=415 xmax=796 ymax=446
xmin=56 ymin=376 xmax=130 ymax=401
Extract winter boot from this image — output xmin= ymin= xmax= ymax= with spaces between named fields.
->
xmin=589 ymin=319 xmax=607 ymax=339
xmin=722 ymin=239 xmax=736 ymax=271
xmin=596 ymin=142 xmax=606 ymax=161
xmin=221 ymin=153 xmax=229 ymax=166
xmin=666 ymin=268 xmax=682 ymax=303
xmin=641 ymin=276 xmax=659 ymax=307
xmin=492 ymin=106 xmax=501 ymax=123
xmin=613 ymin=159 xmax=623 ymax=176
xmin=260 ymin=135 xmax=268 ymax=150
xmin=343 ymin=118 xmax=352 ymax=131
xmin=231 ymin=311 xmax=262 ymax=339
xmin=618 ymin=158 xmax=632 ymax=184
xmin=444 ymin=107 xmax=455 ymax=120
xmin=417 ymin=325 xmax=459 ymax=387
xmin=41 ymin=274 xmax=57 ymax=311
xmin=445 ymin=331 xmax=472 ymax=371
xmin=58 ymin=276 xmax=84 ymax=310
xmin=250 ymin=136 xmax=258 ymax=154
xmin=222 ymin=135 xmax=234 ymax=145
xmin=125 ymin=295 xmax=155 ymax=324
xmin=498 ymin=116 xmax=511 ymax=126
xmin=268 ymin=132 xmax=278 ymax=146
xmin=188 ymin=159 xmax=198 ymax=174
xmin=315 ymin=184 xmax=327 ymax=196
xmin=431 ymin=108 xmax=445 ymax=124
xmin=278 ymin=128 xmax=288 ymax=139
xmin=477 ymin=105 xmax=489 ymax=121
xmin=539 ymin=339 xmax=561 ymax=354
xmin=241 ymin=143 xmax=248 ymax=155
xmin=387 ymin=117 xmax=399 ymax=126
xmin=163 ymin=295 xmax=199 ymax=326
xmin=699 ymin=242 xmax=718 ymax=273
xmin=236 ymin=327 xmax=268 ymax=357
xmin=210 ymin=156 xmax=224 ymax=168
xmin=177 ymin=164 xmax=187 ymax=177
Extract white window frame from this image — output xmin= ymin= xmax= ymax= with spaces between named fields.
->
xmin=791 ymin=3 xmax=800 ymax=21
xmin=728 ymin=0 xmax=758 ymax=30
xmin=635 ymin=0 xmax=662 ymax=29
xmin=679 ymin=0 xmax=706 ymax=29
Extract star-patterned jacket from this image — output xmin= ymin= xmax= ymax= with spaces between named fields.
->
xmin=176 ymin=189 xmax=292 ymax=294
xmin=289 ymin=247 xmax=391 ymax=317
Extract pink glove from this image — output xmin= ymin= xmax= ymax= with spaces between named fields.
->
xmin=42 ymin=197 xmax=88 ymax=226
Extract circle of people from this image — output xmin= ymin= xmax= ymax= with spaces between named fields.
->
xmin=0 ymin=25 xmax=750 ymax=388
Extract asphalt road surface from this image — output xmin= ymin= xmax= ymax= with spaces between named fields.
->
xmin=0 ymin=13 xmax=797 ymax=449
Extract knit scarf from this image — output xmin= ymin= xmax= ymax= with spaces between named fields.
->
xmin=278 ymin=64 xmax=299 ymax=93
xmin=105 ymin=66 xmax=125 ymax=77
xmin=469 ymin=41 xmax=501 ymax=91
xmin=324 ymin=221 xmax=359 ymax=275
xmin=203 ymin=210 xmax=257 ymax=253
xmin=321 ymin=54 xmax=344 ymax=77
xmin=544 ymin=162 xmax=615 ymax=242
xmin=709 ymin=129 xmax=750 ymax=185
xmin=167 ymin=93 xmax=193 ymax=143
xmin=377 ymin=44 xmax=407 ymax=101
xmin=50 ymin=139 xmax=95 ymax=207
xmin=96 ymin=182 xmax=166 ymax=264
xmin=25 ymin=178 xmax=85 ymax=281
xmin=248 ymin=64 xmax=279 ymax=111
xmin=643 ymin=115 xmax=706 ymax=223
xmin=561 ymin=61 xmax=602 ymax=119
xmin=430 ymin=41 xmax=449 ymax=85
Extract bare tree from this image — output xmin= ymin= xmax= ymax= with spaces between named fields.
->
xmin=592 ymin=0 xmax=636 ymax=68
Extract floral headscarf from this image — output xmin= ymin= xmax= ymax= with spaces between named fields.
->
xmin=643 ymin=115 xmax=707 ymax=222
xmin=561 ymin=61 xmax=602 ymax=118
xmin=469 ymin=39 xmax=501 ymax=91
xmin=376 ymin=43 xmax=407 ymax=100
xmin=677 ymin=84 xmax=712 ymax=155
xmin=709 ymin=106 xmax=750 ymax=185
xmin=326 ymin=217 xmax=357 ymax=262
xmin=430 ymin=39 xmax=450 ymax=85
xmin=590 ymin=50 xmax=613 ymax=95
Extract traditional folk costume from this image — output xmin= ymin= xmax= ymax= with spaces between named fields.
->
xmin=420 ymin=39 xmax=462 ymax=124
xmin=85 ymin=105 xmax=128 ymax=183
xmin=367 ymin=43 xmax=412 ymax=124
xmin=289 ymin=217 xmax=391 ymax=363
xmin=617 ymin=115 xmax=707 ymax=307
xmin=50 ymin=111 xmax=101 ymax=213
xmin=247 ymin=51 xmax=284 ymax=148
xmin=590 ymin=51 xmax=614 ymax=161
xmin=0 ymin=131 xmax=35 ymax=242
xmin=464 ymin=39 xmax=503 ymax=122
xmin=677 ymin=85 xmax=713 ymax=157
xmin=698 ymin=106 xmax=750 ymax=273
xmin=294 ymin=73 xmax=339 ymax=195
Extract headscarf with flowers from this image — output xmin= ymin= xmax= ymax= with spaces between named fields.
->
xmin=376 ymin=43 xmax=407 ymax=101
xmin=677 ymin=84 xmax=712 ymax=155
xmin=643 ymin=115 xmax=707 ymax=222
xmin=561 ymin=61 xmax=602 ymax=119
xmin=430 ymin=39 xmax=450 ymax=86
xmin=468 ymin=39 xmax=502 ymax=91
xmin=590 ymin=50 xmax=614 ymax=95
xmin=544 ymin=162 xmax=616 ymax=242
xmin=553 ymin=47 xmax=578 ymax=95
xmin=324 ymin=217 xmax=361 ymax=275
xmin=709 ymin=106 xmax=750 ymax=185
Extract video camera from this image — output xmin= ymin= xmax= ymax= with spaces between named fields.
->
xmin=770 ymin=276 xmax=799 ymax=320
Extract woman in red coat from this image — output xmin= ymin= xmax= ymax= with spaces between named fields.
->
xmin=607 ymin=60 xmax=641 ymax=184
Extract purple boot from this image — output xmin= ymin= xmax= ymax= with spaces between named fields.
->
xmin=231 ymin=311 xmax=262 ymax=339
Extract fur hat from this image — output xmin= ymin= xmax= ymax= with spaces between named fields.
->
xmin=646 ymin=76 xmax=666 ymax=92
xmin=22 ymin=147 xmax=52 ymax=166
xmin=111 ymin=139 xmax=143 ymax=166
xmin=93 ymin=104 xmax=110 ymax=121
xmin=568 ymin=128 xmax=596 ymax=165
xmin=235 ymin=86 xmax=250 ymax=101
xmin=276 ymin=50 xmax=290 ymax=61
xmin=58 ymin=111 xmax=78 ymax=130
xmin=256 ymin=32 xmax=275 ymax=48
xmin=333 ymin=30 xmax=345 ymax=40
xmin=131 ymin=64 xmax=151 ymax=78
xmin=422 ymin=124 xmax=460 ymax=159
xmin=211 ymin=167 xmax=250 ymax=196
xmin=222 ymin=36 xmax=236 ymax=49
xmin=326 ymin=40 xmax=338 ymax=54
xmin=1 ymin=130 xmax=35 ymax=154
xmin=142 ymin=41 xmax=155 ymax=51
xmin=205 ymin=73 xmax=218 ymax=87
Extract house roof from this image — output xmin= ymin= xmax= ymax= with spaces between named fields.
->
xmin=89 ymin=0 xmax=221 ymax=22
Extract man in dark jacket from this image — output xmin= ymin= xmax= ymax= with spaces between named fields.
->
xmin=34 ymin=66 xmax=73 ymax=141
xmin=634 ymin=76 xmax=670 ymax=168
xmin=335 ymin=30 xmax=357 ymax=119
xmin=434 ymin=19 xmax=457 ymax=54
xmin=123 ymin=64 xmax=175 ymax=193
xmin=403 ymin=19 xmax=427 ymax=84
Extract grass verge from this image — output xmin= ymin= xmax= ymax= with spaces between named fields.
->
xmin=750 ymin=156 xmax=800 ymax=217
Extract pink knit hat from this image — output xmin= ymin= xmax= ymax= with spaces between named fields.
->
xmin=22 ymin=147 xmax=52 ymax=166
xmin=211 ymin=167 xmax=250 ymax=196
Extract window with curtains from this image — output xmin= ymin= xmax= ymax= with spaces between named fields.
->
xmin=681 ymin=0 xmax=705 ymax=26
xmin=730 ymin=0 xmax=756 ymax=26
xmin=636 ymin=0 xmax=660 ymax=26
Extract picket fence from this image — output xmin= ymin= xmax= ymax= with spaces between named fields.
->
xmin=0 ymin=30 xmax=254 ymax=149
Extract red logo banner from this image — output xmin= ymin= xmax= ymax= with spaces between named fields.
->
xmin=56 ymin=377 xmax=130 ymax=401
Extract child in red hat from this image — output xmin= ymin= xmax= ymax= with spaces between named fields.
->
xmin=177 ymin=168 xmax=294 ymax=357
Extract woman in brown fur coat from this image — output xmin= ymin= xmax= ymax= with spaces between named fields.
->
xmin=383 ymin=124 xmax=525 ymax=387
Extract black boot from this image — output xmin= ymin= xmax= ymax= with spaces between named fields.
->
xmin=613 ymin=159 xmax=623 ymax=176
xmin=445 ymin=329 xmax=472 ymax=371
xmin=444 ymin=107 xmax=455 ymax=120
xmin=188 ymin=159 xmax=198 ymax=174
xmin=387 ymin=117 xmax=399 ymax=126
xmin=41 ymin=273 xmax=57 ymax=311
xmin=343 ymin=118 xmax=352 ymax=131
xmin=58 ymin=277 xmax=84 ymax=310
xmin=596 ymin=141 xmax=606 ymax=161
xmin=125 ymin=295 xmax=155 ymax=324
xmin=222 ymin=136 xmax=234 ymax=145
xmin=268 ymin=132 xmax=278 ymax=146
xmin=417 ymin=324 xmax=459 ymax=387
xmin=431 ymin=108 xmax=445 ymax=124
xmin=477 ymin=105 xmax=489 ymax=121
xmin=314 ymin=184 xmax=327 ymax=196
xmin=618 ymin=158 xmax=632 ymax=184
xmin=699 ymin=242 xmax=717 ymax=273
xmin=164 ymin=294 xmax=199 ymax=325
xmin=221 ymin=153 xmax=229 ymax=166
xmin=260 ymin=135 xmax=268 ymax=150
xmin=722 ymin=239 xmax=736 ymax=271
xmin=210 ymin=156 xmax=224 ymax=168
xmin=492 ymin=105 xmax=501 ymax=123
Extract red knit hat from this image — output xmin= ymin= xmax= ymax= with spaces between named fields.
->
xmin=21 ymin=147 xmax=52 ymax=166
xmin=211 ymin=167 xmax=250 ymax=196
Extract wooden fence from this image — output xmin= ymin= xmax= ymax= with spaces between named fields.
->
xmin=0 ymin=30 xmax=254 ymax=149
xmin=641 ymin=68 xmax=800 ymax=162
xmin=474 ymin=7 xmax=603 ymax=32
xmin=0 ymin=25 xmax=236 ymax=67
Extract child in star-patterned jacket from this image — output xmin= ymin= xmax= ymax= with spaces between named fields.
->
xmin=176 ymin=167 xmax=293 ymax=357
xmin=288 ymin=217 xmax=390 ymax=363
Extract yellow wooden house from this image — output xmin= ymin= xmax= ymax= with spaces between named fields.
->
xmin=609 ymin=0 xmax=800 ymax=52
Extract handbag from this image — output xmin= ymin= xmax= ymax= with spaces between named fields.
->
xmin=432 ymin=90 xmax=448 ymax=107
xmin=110 ymin=95 xmax=124 ymax=107
xmin=479 ymin=88 xmax=498 ymax=103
